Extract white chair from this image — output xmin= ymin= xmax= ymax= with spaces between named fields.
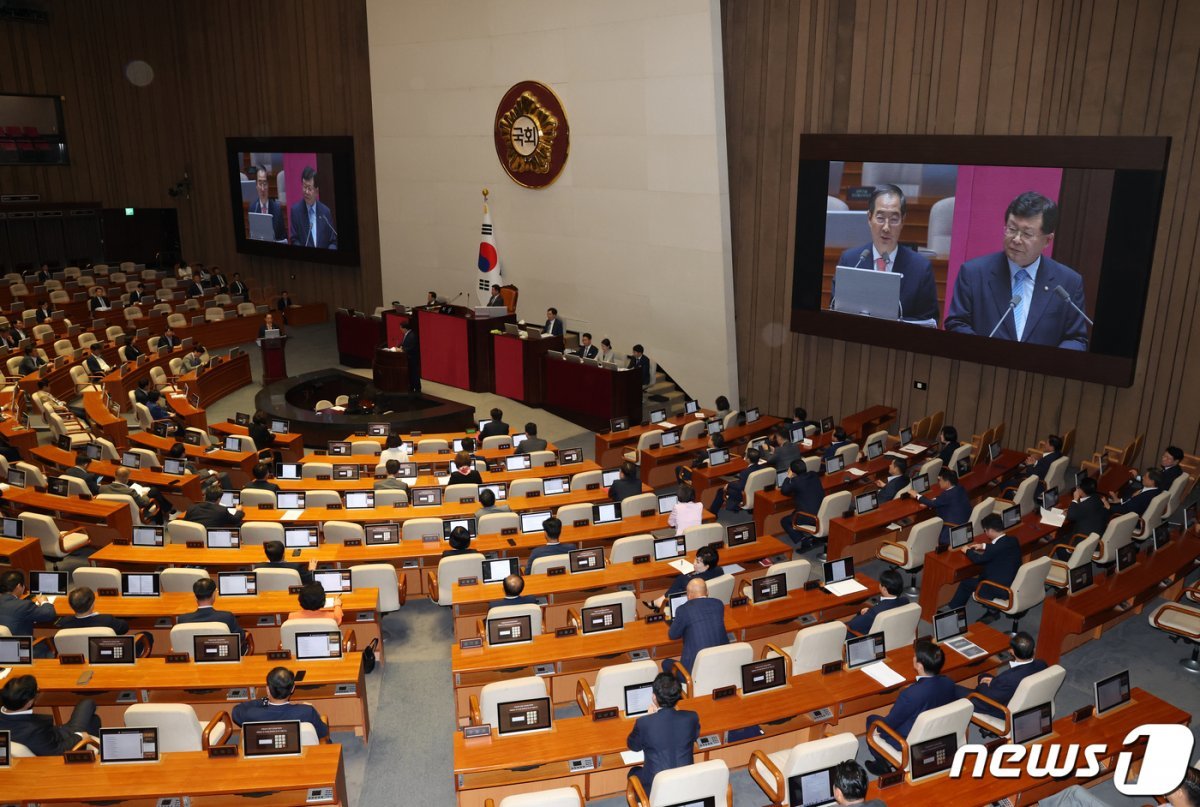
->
xmin=622 ymin=492 xmax=657 ymax=516
xmin=705 ymin=573 xmax=735 ymax=605
xmin=222 ymin=435 xmax=254 ymax=453
xmin=314 ymin=399 xmax=333 ymax=411
xmin=375 ymin=489 xmax=408 ymax=507
xmin=486 ymin=603 xmax=543 ymax=637
xmin=682 ymin=522 xmax=724 ymax=552
xmin=494 ymin=787 xmax=584 ymax=807
xmin=833 ymin=442 xmax=860 ymax=466
xmin=123 ymin=703 xmax=231 ymax=752
xmin=350 ymin=441 xmax=380 ymax=456
xmin=623 ymin=430 xmax=663 ymax=463
xmin=280 ymin=617 xmax=339 ymax=655
xmin=1147 ymin=584 xmax=1200 ymax=673
xmin=968 ymin=664 xmax=1066 ymax=739
xmin=570 ymin=470 xmax=601 ymax=491
xmin=129 ymin=448 xmax=160 ymax=470
xmin=321 ymin=521 xmax=364 ymax=545
xmin=572 ymin=591 xmax=634 ymax=626
xmin=305 ymin=490 xmax=342 ymax=508
xmin=740 ymin=559 xmax=811 ymax=600
xmin=1002 ymin=475 xmax=1039 ymax=517
xmin=974 ymin=556 xmax=1052 ymax=634
xmin=1093 ymin=511 xmax=1138 ymax=564
xmin=764 ymin=621 xmax=847 ymax=676
xmin=1046 ymin=533 xmax=1100 ymax=587
xmin=530 ymin=554 xmax=571 ymax=575
xmin=574 ymin=659 xmax=658 ymax=715
xmin=444 ymin=484 xmax=479 ymax=504
xmin=302 ymin=462 xmax=333 ymax=479
xmin=627 ymin=759 xmax=730 ymax=807
xmin=508 ymin=478 xmax=542 ymax=498
xmin=256 ymin=567 xmax=301 ymax=592
xmin=477 ymin=512 xmax=518 ymax=536
xmin=1166 ymin=471 xmax=1192 ymax=516
xmin=949 ymin=443 xmax=973 ymax=471
xmin=1043 ymin=455 xmax=1070 ymax=495
xmin=967 ymin=496 xmax=996 ymax=536
xmin=240 ymin=522 xmax=283 ymax=546
xmin=166 ymin=520 xmax=205 ymax=545
xmin=21 ymin=512 xmax=88 ymax=566
xmin=680 ymin=420 xmax=705 ymax=441
xmin=169 ymin=622 xmax=231 ymax=657
xmin=827 ymin=195 xmax=849 ymax=211
xmin=867 ymin=602 xmax=921 ymax=651
xmin=160 ymin=568 xmax=210 ymax=593
xmin=876 ymin=517 xmax=943 ymax=596
xmin=1134 ymin=491 xmax=1172 ymax=540
xmin=677 ymin=642 xmax=752 ymax=697
xmin=610 ymin=534 xmax=654 ymax=564
xmin=792 ymin=490 xmax=853 ymax=548
xmin=350 ymin=564 xmax=404 ymax=613
xmin=53 ymin=626 xmax=116 ymax=657
xmin=926 ymin=196 xmax=954 ymax=256
xmin=471 ymin=677 xmax=548 ymax=727
xmin=72 ymin=567 xmax=120 ymax=591
xmin=429 ymin=553 xmax=487 ymax=606
xmin=240 ymin=489 xmax=277 ymax=508
xmin=742 ymin=466 xmax=776 ymax=509
xmin=749 ymin=732 xmax=859 ymax=807
xmin=416 ymin=438 xmax=448 ymax=452
xmin=556 ymin=502 xmax=593 ymax=526
xmin=402 ymin=517 xmax=443 ymax=542
xmin=529 ymin=450 xmax=556 ymax=468
xmin=867 ymin=698 xmax=973 ymax=774
xmin=96 ymin=493 xmax=146 ymax=528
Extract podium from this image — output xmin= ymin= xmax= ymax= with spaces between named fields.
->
xmin=258 ymin=335 xmax=290 ymax=385
xmin=492 ymin=332 xmax=563 ymax=405
xmin=416 ymin=306 xmax=515 ymax=391
xmin=373 ymin=344 xmax=410 ymax=392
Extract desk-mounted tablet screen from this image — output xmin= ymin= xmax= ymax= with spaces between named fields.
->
xmin=558 ymin=448 xmax=582 ymax=464
xmin=1094 ymin=669 xmax=1131 ymax=715
xmin=120 ymin=452 xmax=141 ymax=469
xmin=218 ymin=571 xmax=257 ymax=596
xmin=1068 ymin=562 xmax=1094 ymax=594
xmin=367 ymin=423 xmax=389 ymax=436
xmin=47 ymin=477 xmax=69 ymax=497
xmin=487 ymin=614 xmax=532 ymax=645
xmin=89 ymin=635 xmax=136 ymax=664
xmin=121 ymin=572 xmax=160 ymax=596
xmin=741 ymin=656 xmax=787 ymax=695
xmin=609 ymin=417 xmax=629 ymax=432
xmin=787 ymin=765 xmax=836 ymax=807
xmin=1000 ymin=504 xmax=1021 ymax=529
xmin=752 ymin=573 xmax=787 ymax=603
xmin=194 ymin=634 xmax=241 ymax=663
xmin=541 ymin=476 xmax=569 ymax=496
xmin=482 ymin=557 xmax=519 ymax=584
xmin=496 ymin=697 xmax=552 ymax=735
xmin=0 ymin=730 xmax=8 ymax=767
xmin=727 ymin=523 xmax=756 ymax=547
xmin=479 ymin=483 xmax=507 ymax=501
xmin=1012 ymin=702 xmax=1054 ymax=744
xmin=706 ymin=420 xmax=723 ymax=436
xmin=30 ymin=570 xmax=67 ymax=595
xmin=520 ymin=510 xmax=552 ymax=534
xmin=569 ymin=547 xmax=605 ymax=573
xmin=0 ymin=636 xmax=32 ymax=665
xmin=949 ymin=523 xmax=973 ymax=549
xmin=592 ymin=502 xmax=621 ymax=525
xmin=854 ymin=490 xmax=878 ymax=515
xmin=933 ymin=606 xmax=968 ymax=643
xmin=653 ymin=536 xmax=685 ymax=561
xmin=505 ymin=454 xmax=532 ymax=472
xmin=334 ymin=465 xmax=361 ymax=481
xmin=845 ymin=632 xmax=885 ymax=669
xmin=313 ymin=569 xmax=352 ymax=593
xmin=909 ymin=733 xmax=958 ymax=781
xmin=295 ymin=630 xmax=343 ymax=660
xmin=822 ymin=557 xmax=854 ymax=585
xmin=241 ymin=720 xmax=302 ymax=757
xmin=99 ymin=727 xmax=158 ymax=763
xmin=132 ymin=526 xmax=164 ymax=547
xmin=707 ymin=448 xmax=729 ymax=466
xmin=283 ymin=526 xmax=319 ymax=548
xmin=866 ymin=441 xmax=884 ymax=460
xmin=623 ymin=682 xmax=655 ymax=716
xmin=1116 ymin=542 xmax=1138 ymax=572
xmin=277 ymin=463 xmax=301 ymax=480
xmin=825 ymin=454 xmax=844 ymax=474
xmin=342 ymin=490 xmax=373 ymax=510
xmin=661 ymin=430 xmax=680 ymax=447
xmin=412 ymin=487 xmax=442 ymax=507
xmin=365 ymin=523 xmax=400 ymax=545
xmin=657 ymin=493 xmax=678 ymax=514
xmin=219 ymin=491 xmax=241 ymax=509
xmin=6 ymin=468 xmax=25 ymax=487
xmin=911 ymin=473 xmax=930 ymax=494
xmin=580 ymin=603 xmax=623 ymax=634
xmin=1 ymin=517 xmax=22 ymax=539
xmin=206 ymin=528 xmax=240 ymax=549
xmin=601 ymin=468 xmax=621 ymax=487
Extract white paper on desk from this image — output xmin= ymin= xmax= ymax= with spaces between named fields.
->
xmin=658 ymin=420 xmax=677 ymax=429
xmin=886 ymin=522 xmax=903 ymax=531
xmin=401 ymin=477 xmax=418 ymax=485
xmin=620 ymin=750 xmax=645 ymax=765
xmin=860 ymin=661 xmax=905 ymax=688
xmin=668 ymin=559 xmax=695 ymax=575
xmin=168 ymin=393 xmax=185 ymax=399
xmin=0 ymin=667 xmax=10 ymax=680
xmin=42 ymin=594 xmax=58 ymax=605
xmin=900 ymin=443 xmax=924 ymax=454
xmin=722 ymin=563 xmax=745 ymax=575
xmin=823 ymin=579 xmax=868 ymax=597
xmin=885 ymin=452 xmax=906 ymax=460
xmin=1039 ymin=507 xmax=1066 ymax=527
xmin=0 ymin=483 xmax=11 ymax=492
xmin=847 ymin=468 xmax=866 ymax=477
xmin=131 ymin=483 xmax=150 ymax=497
xmin=801 ymin=439 xmax=813 ymax=448
xmin=435 ymin=474 xmax=451 ymax=485
xmin=280 ymin=509 xmax=305 ymax=521
xmin=226 ymin=507 xmax=239 ymax=515
xmin=324 ymin=597 xmax=338 ymax=609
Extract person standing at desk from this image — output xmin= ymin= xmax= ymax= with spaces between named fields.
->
xmin=276 ymin=291 xmax=296 ymax=324
xmin=629 ymin=344 xmax=651 ymax=387
xmin=664 ymin=578 xmax=727 ymax=679
xmin=626 ymin=672 xmax=700 ymax=794
xmin=258 ymin=313 xmax=283 ymax=339
xmin=250 ymin=166 xmax=287 ymax=241
xmin=543 ymin=307 xmax=564 ymax=336
xmin=399 ymin=320 xmax=421 ymax=393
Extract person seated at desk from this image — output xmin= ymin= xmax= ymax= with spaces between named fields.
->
xmin=679 ymin=433 xmax=727 ymax=483
xmin=791 ymin=406 xmax=820 ymax=435
xmin=875 ymin=457 xmax=908 ymax=503
xmin=130 ymin=377 xmax=151 ymax=405
xmin=914 ymin=468 xmax=971 ymax=546
xmin=184 ymin=485 xmax=246 ymax=529
xmin=864 ymin=638 xmax=957 ymax=775
xmin=178 ymin=577 xmax=245 ymax=640
xmin=159 ymin=327 xmax=181 ymax=350
xmin=489 ymin=574 xmax=538 ymax=610
xmin=64 ymin=464 xmax=102 ymax=495
xmin=626 ymin=672 xmax=700 ymax=794
xmin=708 ymin=446 xmax=767 ymax=515
xmin=822 ymin=427 xmax=851 ymax=462
xmin=258 ymin=313 xmax=284 ymax=339
xmin=17 ymin=346 xmax=44 ymax=376
xmin=480 ymin=407 xmax=509 ymax=438
xmin=668 ymin=485 xmax=704 ymax=535
xmin=100 ymin=465 xmax=163 ymax=521
xmin=542 ymin=307 xmax=564 ymax=337
xmin=0 ymin=675 xmax=101 ymax=756
xmin=763 ymin=424 xmax=801 ymax=473
xmin=0 ymin=324 xmax=19 ymax=350
xmin=35 ymin=263 xmax=51 ymax=282
xmin=244 ymin=462 xmax=280 ymax=493
xmin=247 ymin=411 xmax=275 ymax=453
xmin=573 ymin=331 xmax=598 ymax=359
xmin=0 ymin=571 xmax=58 ymax=658
xmin=447 ymin=451 xmax=482 ymax=485
xmin=185 ymin=274 xmax=205 ymax=299
xmin=258 ymin=540 xmax=316 ymax=585
xmin=485 ymin=284 xmax=505 ymax=308
xmin=275 ymin=290 xmax=296 ymax=324
xmin=56 ymin=586 xmax=129 ymax=635
xmin=936 ymin=425 xmax=962 ymax=467
xmin=663 ymin=578 xmax=727 ymax=680
xmin=474 ymin=488 xmax=510 ymax=519
xmin=88 ymin=286 xmax=112 ymax=312
xmin=514 ymin=422 xmax=547 ymax=454
xmin=628 ymin=344 xmax=651 ymax=387
xmin=288 ymin=580 xmax=342 ymax=625
xmin=1002 ymin=434 xmax=1064 ymax=498
xmin=1105 ymin=467 xmax=1164 ymax=517
xmin=145 ymin=390 xmax=173 ymax=422
xmin=9 ymin=321 xmax=29 ymax=345
xmin=1142 ymin=445 xmax=1185 ymax=490
xmin=831 ymin=760 xmax=886 ymax=806
xmin=956 ymin=631 xmax=1047 ymax=718
xmin=442 ymin=526 xmax=474 ymax=558
xmin=211 ymin=267 xmax=228 ymax=292
xmin=34 ymin=300 xmax=53 ymax=323
xmin=945 ymin=512 xmax=1020 ymax=619
xmin=847 ymin=569 xmax=909 ymax=635
xmin=525 ymin=516 xmax=575 ymax=574
xmin=128 ymin=282 xmax=146 ymax=305
xmin=1052 ymin=477 xmax=1107 ymax=560
xmin=375 ymin=460 xmax=411 ymax=493
xmin=781 ymin=459 xmax=824 ymax=550
xmin=608 ymin=460 xmax=642 ymax=502
xmin=424 ymin=291 xmax=441 ymax=308
xmin=229 ymin=273 xmax=249 ymax=300
xmin=646 ymin=545 xmax=723 ymax=613
xmin=379 ymin=434 xmax=410 ymax=464
xmin=180 ymin=345 xmax=205 ymax=374
xmin=596 ymin=337 xmax=618 ymax=364
xmin=83 ymin=346 xmax=110 ymax=381
xmin=232 ymin=667 xmax=329 ymax=740
xmin=122 ymin=331 xmax=143 ymax=362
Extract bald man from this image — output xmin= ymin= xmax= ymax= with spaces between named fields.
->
xmin=664 ymin=578 xmax=728 ymax=680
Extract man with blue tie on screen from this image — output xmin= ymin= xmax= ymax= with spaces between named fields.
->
xmin=945 ymin=191 xmax=1089 ymax=349
xmin=250 ymin=166 xmax=286 ymax=241
xmin=289 ymin=166 xmax=337 ymax=249
xmin=837 ymin=184 xmax=940 ymax=322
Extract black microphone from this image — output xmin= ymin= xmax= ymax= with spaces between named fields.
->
xmin=320 ymin=215 xmax=339 ymax=239
xmin=988 ymin=294 xmax=1022 ymax=338
xmin=1053 ymin=285 xmax=1094 ymax=325
xmin=853 ymin=248 xmax=870 ymax=269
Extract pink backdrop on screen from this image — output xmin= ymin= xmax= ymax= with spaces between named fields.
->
xmin=282 ymin=152 xmax=318 ymax=217
xmin=944 ymin=166 xmax=1063 ymax=321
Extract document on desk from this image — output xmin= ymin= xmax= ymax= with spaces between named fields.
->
xmin=945 ymin=636 xmax=987 ymax=660
xmin=658 ymin=420 xmax=677 ymax=429
xmin=280 ymin=509 xmax=305 ymax=522
xmin=131 ymin=482 xmax=150 ymax=497
xmin=620 ymin=750 xmax=645 ymax=765
xmin=899 ymin=443 xmax=924 ymax=454
xmin=847 ymin=468 xmax=866 ymax=477
xmin=722 ymin=563 xmax=745 ymax=575
xmin=435 ymin=475 xmax=451 ymax=485
xmin=668 ymin=559 xmax=695 ymax=575
xmin=1039 ymin=507 xmax=1066 ymax=527
xmin=860 ymin=660 xmax=905 ymax=688
xmin=823 ymin=579 xmax=868 ymax=597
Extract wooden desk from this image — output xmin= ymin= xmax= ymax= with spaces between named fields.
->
xmin=0 ymin=535 xmax=43 ymax=577
xmin=211 ymin=419 xmax=305 ymax=461
xmin=335 ymin=308 xmax=383 ymax=367
xmin=27 ymin=446 xmax=201 ymax=511
xmin=174 ymin=303 xmax=328 ymax=350
xmin=177 ymin=351 xmax=252 ymax=409
xmin=1036 ymin=528 xmax=1200 ymax=663
xmin=102 ymin=346 xmax=188 ymax=412
xmin=542 ymin=355 xmax=643 ymax=433
xmin=82 ymin=390 xmax=129 ymax=448
xmin=0 ymin=414 xmax=38 ymax=460
xmin=272 ymin=461 xmax=604 ymax=492
xmin=451 ymin=624 xmax=1009 ymax=807
xmin=417 ymin=307 xmax=515 ymax=392
xmin=2 ymin=486 xmax=130 ymax=546
xmin=296 ymin=445 xmax=556 ymax=466
xmin=129 ymin=432 xmax=257 ymax=485
xmin=491 ymin=332 xmax=563 ymax=405
xmin=638 ymin=417 xmax=784 ymax=488
xmin=593 ymin=410 xmax=717 ymax=467
xmin=6 ymin=745 xmax=349 ymax=805
xmin=865 ymin=689 xmax=1188 ymax=806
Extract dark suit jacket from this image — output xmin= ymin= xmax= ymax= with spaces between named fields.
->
xmin=160 ymin=334 xmax=180 ymax=349
xmin=177 ymin=606 xmax=244 ymax=638
xmin=1110 ymin=486 xmax=1161 ymax=517
xmin=480 ymin=420 xmax=509 ymax=438
xmin=1066 ymin=496 xmax=1107 ymax=539
xmin=289 ymin=200 xmax=337 ymax=249
xmin=64 ymin=466 xmax=101 ymax=495
xmin=945 ymin=252 xmax=1089 ymax=350
xmin=488 ymin=594 xmax=539 ymax=610
xmin=630 ymin=355 xmax=651 ymax=386
xmin=229 ymin=281 xmax=249 ymax=299
xmin=837 ymin=243 xmax=939 ymax=321
xmin=781 ymin=472 xmax=824 ymax=519
xmin=88 ymin=296 xmax=111 ymax=312
xmin=668 ymin=596 xmax=728 ymax=672
xmin=232 ymin=699 xmax=327 ymax=738
xmin=542 ymin=318 xmax=564 ymax=337
xmin=448 ymin=470 xmax=483 ymax=486
xmin=183 ymin=501 xmax=245 ymax=529
xmin=401 ymin=329 xmax=419 ymax=367
xmin=920 ymin=484 xmax=972 ymax=542
xmin=128 ymin=291 xmax=143 ymax=304
xmin=878 ymin=674 xmax=958 ymax=741
xmin=525 ymin=542 xmax=577 ymax=574
xmin=937 ymin=440 xmax=962 ymax=467
xmin=249 ymin=198 xmax=287 ymax=241
xmin=124 ymin=343 xmax=143 ymax=362
xmin=35 ymin=307 xmax=52 ymax=323
xmin=766 ymin=441 xmax=801 ymax=473
xmin=248 ymin=423 xmax=274 ymax=451
xmin=975 ymin=659 xmax=1048 ymax=713
xmin=244 ymin=480 xmax=281 ymax=493
xmin=486 ymin=294 xmax=505 ymax=307
xmin=1030 ymin=451 xmax=1062 ymax=481
xmin=878 ymin=474 xmax=907 ymax=503
xmin=84 ymin=356 xmax=106 ymax=377
xmin=608 ymin=477 xmax=641 ymax=502
xmin=665 ymin=564 xmax=725 ymax=598
xmin=17 ymin=355 xmax=43 ymax=375
xmin=0 ymin=711 xmax=82 ymax=756
xmin=576 ymin=343 xmax=598 ymax=359
xmin=627 ymin=706 xmax=700 ymax=791
xmin=185 ymin=282 xmax=204 ymax=299
xmin=848 ymin=594 xmax=910 ymax=635
xmin=515 ymin=437 xmax=548 ymax=454
xmin=0 ymin=593 xmax=58 ymax=636
xmin=823 ymin=439 xmax=850 ymax=461
xmin=965 ymin=534 xmax=1022 ymax=591
xmin=1158 ymin=464 xmax=1184 ymax=490
xmin=56 ymin=613 xmax=129 ymax=634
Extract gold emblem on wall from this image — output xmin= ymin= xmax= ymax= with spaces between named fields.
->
xmin=494 ymin=81 xmax=569 ymax=189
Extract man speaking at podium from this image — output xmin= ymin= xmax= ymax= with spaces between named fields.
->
xmin=399 ymin=320 xmax=421 ymax=393
xmin=289 ymin=166 xmax=337 ymax=249
xmin=945 ymin=192 xmax=1089 ymax=350
xmin=837 ymin=184 xmax=939 ymax=323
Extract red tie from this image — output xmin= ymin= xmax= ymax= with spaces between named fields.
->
xmin=875 ymin=256 xmax=887 ymax=272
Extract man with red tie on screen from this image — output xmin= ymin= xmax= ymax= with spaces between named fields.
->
xmin=945 ymin=191 xmax=1089 ymax=349
xmin=289 ymin=166 xmax=337 ymax=249
xmin=249 ymin=166 xmax=286 ymax=241
xmin=836 ymin=184 xmax=940 ymax=323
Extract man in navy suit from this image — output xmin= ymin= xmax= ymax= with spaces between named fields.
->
xmin=946 ymin=513 xmax=1021 ymax=616
xmin=665 ymin=578 xmax=728 ymax=678
xmin=289 ymin=166 xmax=337 ymax=249
xmin=524 ymin=517 xmax=576 ymax=574
xmin=629 ymin=344 xmax=651 ymax=387
xmin=1106 ymin=467 xmax=1164 ymax=517
xmin=864 ymin=638 xmax=958 ymax=774
xmin=848 ymin=569 xmax=909 ymax=635
xmin=836 ymin=184 xmax=939 ymax=322
xmin=177 ymin=577 xmax=245 ymax=641
xmin=1054 ymin=477 xmax=1108 ymax=560
xmin=250 ymin=166 xmax=287 ymax=241
xmin=875 ymin=457 xmax=909 ymax=503
xmin=764 ymin=424 xmax=801 ymax=473
xmin=399 ymin=320 xmax=421 ymax=392
xmin=916 ymin=469 xmax=972 ymax=546
xmin=945 ymin=191 xmax=1089 ymax=350
xmin=957 ymin=632 xmax=1047 ymax=718
xmin=0 ymin=675 xmax=101 ymax=755
xmin=542 ymin=307 xmax=564 ymax=337
xmin=488 ymin=574 xmax=539 ymax=611
xmin=231 ymin=667 xmax=329 ymax=739
xmin=1002 ymin=433 xmax=1063 ymax=499
xmin=626 ymin=672 xmax=700 ymax=792
xmin=822 ymin=427 xmax=851 ymax=462
xmin=56 ymin=587 xmax=129 ymax=635
xmin=781 ymin=459 xmax=825 ymax=549
xmin=708 ymin=446 xmax=767 ymax=514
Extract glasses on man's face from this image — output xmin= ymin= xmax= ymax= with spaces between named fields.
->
xmin=872 ymin=213 xmax=902 ymax=227
xmin=1004 ymin=224 xmax=1041 ymax=242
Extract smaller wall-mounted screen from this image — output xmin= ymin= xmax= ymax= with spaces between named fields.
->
xmin=0 ymin=94 xmax=67 ymax=165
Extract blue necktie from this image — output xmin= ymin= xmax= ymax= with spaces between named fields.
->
xmin=308 ymin=206 xmax=317 ymax=246
xmin=1012 ymin=269 xmax=1032 ymax=340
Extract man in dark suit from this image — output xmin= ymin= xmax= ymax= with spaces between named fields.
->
xmin=399 ymin=321 xmax=420 ymax=393
xmin=127 ymin=283 xmax=146 ymax=305
xmin=56 ymin=587 xmax=129 ymax=634
xmin=543 ymin=307 xmax=564 ymax=336
xmin=864 ymin=638 xmax=958 ymax=774
xmin=88 ymin=286 xmax=112 ymax=312
xmin=488 ymin=574 xmax=539 ymax=611
xmin=876 ymin=457 xmax=909 ymax=503
xmin=836 ymin=184 xmax=939 ymax=322
xmin=831 ymin=760 xmax=888 ymax=807
xmin=514 ymin=422 xmax=547 ymax=454
xmin=650 ymin=545 xmax=724 ymax=612
xmin=626 ymin=672 xmax=700 ymax=793
xmin=64 ymin=464 xmax=102 ymax=496
xmin=244 ymin=462 xmax=280 ymax=493
xmin=250 ymin=167 xmax=287 ymax=241
xmin=0 ymin=572 xmax=58 ymax=655
xmin=1053 ymin=477 xmax=1108 ymax=560
xmin=275 ymin=291 xmax=295 ymax=324
xmin=257 ymin=313 xmax=283 ymax=339
xmin=1106 ymin=467 xmax=1164 ymax=517
xmin=159 ymin=327 xmax=181 ymax=350
xmin=848 ymin=569 xmax=909 ymax=635
xmin=822 ymin=427 xmax=851 ymax=461
xmin=957 ymin=631 xmax=1047 ymax=718
xmin=231 ymin=667 xmax=328 ymax=739
xmin=34 ymin=263 xmax=51 ymax=283
xmin=177 ymin=577 xmax=244 ymax=640
xmin=0 ymin=675 xmax=100 ymax=755
xmin=764 ymin=424 xmax=801 ymax=473
xmin=17 ymin=346 xmax=44 ymax=376
xmin=210 ymin=267 xmax=229 ymax=292
xmin=629 ymin=344 xmax=651 ymax=387
xmin=485 ymin=284 xmax=506 ymax=308
xmin=573 ymin=332 xmax=599 ymax=359
xmin=257 ymin=541 xmax=315 ymax=585
xmin=34 ymin=301 xmax=53 ymax=323
xmin=916 ymin=468 xmax=972 ymax=546
xmin=665 ymin=578 xmax=728 ymax=678
xmin=184 ymin=486 xmax=246 ymax=529
xmin=524 ymin=517 xmax=575 ymax=574
xmin=185 ymin=275 xmax=205 ymax=299
xmin=123 ymin=332 xmax=143 ymax=362
xmin=83 ymin=347 xmax=110 ymax=381
xmin=708 ymin=446 xmax=767 ymax=514
xmin=248 ymin=413 xmax=275 ymax=453
xmin=289 ymin=166 xmax=337 ymax=249
xmin=1004 ymin=434 xmax=1063 ymax=498
xmin=608 ymin=461 xmax=642 ymax=502
xmin=228 ymin=273 xmax=249 ymax=300
xmin=945 ymin=191 xmax=1089 ymax=350
xmin=781 ymin=459 xmax=825 ymax=549
xmin=1140 ymin=446 xmax=1185 ymax=491
xmin=946 ymin=513 xmax=1021 ymax=616
xmin=480 ymin=408 xmax=508 ymax=438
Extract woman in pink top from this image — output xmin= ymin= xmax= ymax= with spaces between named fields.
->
xmin=287 ymin=581 xmax=343 ymax=625
xmin=668 ymin=485 xmax=705 ymax=535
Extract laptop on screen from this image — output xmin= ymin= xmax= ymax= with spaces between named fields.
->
xmin=822 ymin=557 xmax=854 ymax=586
xmin=933 ymin=607 xmax=968 ymax=643
xmin=241 ymin=721 xmax=302 ymax=758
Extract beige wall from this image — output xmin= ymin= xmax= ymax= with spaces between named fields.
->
xmin=367 ymin=0 xmax=738 ymax=405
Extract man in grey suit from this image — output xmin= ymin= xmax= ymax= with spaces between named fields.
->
xmin=374 ymin=460 xmax=411 ymax=493
xmin=763 ymin=424 xmax=801 ymax=473
xmin=474 ymin=488 xmax=511 ymax=519
xmin=99 ymin=466 xmax=159 ymax=519
xmin=515 ymin=422 xmax=547 ymax=454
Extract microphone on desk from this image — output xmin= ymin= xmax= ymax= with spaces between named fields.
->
xmin=320 ymin=215 xmax=339 ymax=240
xmin=852 ymin=248 xmax=870 ymax=269
xmin=988 ymin=294 xmax=1022 ymax=338
xmin=1052 ymin=284 xmax=1094 ymax=325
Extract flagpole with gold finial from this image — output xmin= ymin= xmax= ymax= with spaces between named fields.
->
xmin=482 ymin=187 xmax=489 ymax=215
